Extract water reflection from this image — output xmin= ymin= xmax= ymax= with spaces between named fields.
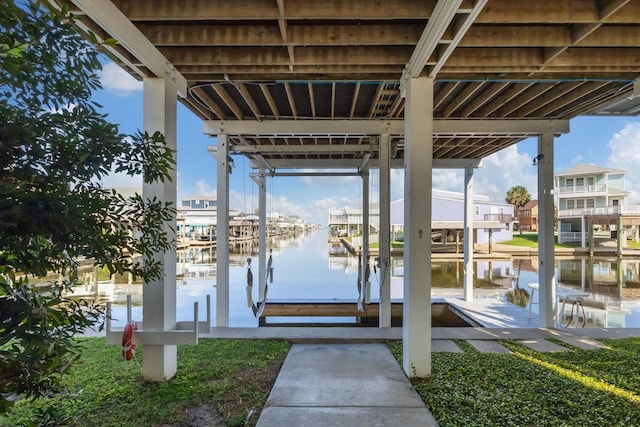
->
xmin=70 ymin=230 xmax=640 ymax=328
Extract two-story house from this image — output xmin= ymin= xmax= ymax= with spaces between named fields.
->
xmin=517 ymin=200 xmax=539 ymax=231
xmin=555 ymin=164 xmax=633 ymax=244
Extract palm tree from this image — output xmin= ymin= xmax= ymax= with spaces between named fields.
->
xmin=506 ymin=185 xmax=531 ymax=236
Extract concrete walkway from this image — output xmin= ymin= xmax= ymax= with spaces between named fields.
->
xmin=257 ymin=343 xmax=437 ymax=427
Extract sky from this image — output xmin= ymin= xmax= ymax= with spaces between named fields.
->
xmin=97 ymin=61 xmax=640 ymax=225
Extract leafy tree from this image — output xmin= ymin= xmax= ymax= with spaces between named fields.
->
xmin=506 ymin=186 xmax=531 ymax=236
xmin=0 ymin=1 xmax=175 ymax=414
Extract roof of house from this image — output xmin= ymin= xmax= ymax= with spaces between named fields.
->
xmin=608 ymin=188 xmax=631 ymax=196
xmin=518 ymin=200 xmax=539 ymax=211
xmin=555 ymin=163 xmax=627 ymax=176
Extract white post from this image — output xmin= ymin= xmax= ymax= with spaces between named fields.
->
xmin=464 ymin=166 xmax=474 ymax=302
xmin=142 ymin=78 xmax=177 ymax=381
xmin=403 ymin=77 xmax=433 ymax=377
xmin=538 ymin=133 xmax=556 ymax=327
xmin=379 ymin=133 xmax=391 ymax=327
xmin=581 ymin=216 xmax=586 ymax=248
xmin=258 ymin=169 xmax=267 ymax=301
xmin=362 ymin=167 xmax=370 ymax=303
xmin=216 ymin=134 xmax=230 ymax=326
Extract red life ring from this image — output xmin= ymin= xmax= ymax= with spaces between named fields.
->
xmin=122 ymin=320 xmax=137 ymax=361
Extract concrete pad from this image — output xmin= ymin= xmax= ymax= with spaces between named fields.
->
xmin=432 ymin=339 xmax=463 ymax=353
xmin=466 ymin=340 xmax=511 ymax=354
xmin=555 ymin=336 xmax=609 ymax=350
xmin=265 ymin=343 xmax=425 ymax=407
xmin=518 ymin=339 xmax=568 ymax=353
xmin=257 ymin=407 xmax=437 ymax=427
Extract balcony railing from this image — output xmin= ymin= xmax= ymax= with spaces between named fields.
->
xmin=558 ymin=205 xmax=640 ymax=217
xmin=484 ymin=213 xmax=513 ymax=223
xmin=558 ymin=184 xmax=606 ymax=194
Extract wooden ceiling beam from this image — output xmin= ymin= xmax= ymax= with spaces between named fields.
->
xmin=284 ymin=83 xmax=298 ymax=117
xmin=190 ymin=87 xmax=226 ymax=119
xmin=497 ymin=83 xmax=555 ymax=117
xmin=211 ymin=84 xmax=244 ymax=120
xmin=512 ymin=82 xmax=585 ymax=117
xmin=434 ymin=82 xmax=460 ymax=110
xmin=534 ymin=81 xmax=610 ymax=117
xmin=114 ymin=0 xmax=437 ymax=20
xmin=349 ymin=83 xmax=361 ymax=118
xmin=475 ymin=83 xmax=534 ymax=117
xmin=459 ymin=26 xmax=571 ymax=47
xmin=458 ymin=83 xmax=507 ymax=118
xmin=235 ymin=83 xmax=262 ymax=120
xmin=368 ymin=83 xmax=385 ymax=118
xmin=308 ymin=83 xmax=316 ymax=118
xmin=475 ymin=0 xmax=601 ymax=23
xmin=442 ymin=82 xmax=486 ymax=117
xmin=260 ymin=84 xmax=280 ymax=119
xmin=160 ymin=46 xmax=412 ymax=66
xmin=179 ymin=64 xmax=404 ymax=75
xmin=548 ymin=48 xmax=640 ymax=66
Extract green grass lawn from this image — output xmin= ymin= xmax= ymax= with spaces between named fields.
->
xmin=389 ymin=337 xmax=640 ymax=427
xmin=1 ymin=339 xmax=289 ymax=427
xmin=499 ymin=232 xmax=575 ymax=248
xmin=5 ymin=337 xmax=640 ymax=427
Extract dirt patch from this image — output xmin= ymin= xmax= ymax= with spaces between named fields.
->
xmin=164 ymin=404 xmax=225 ymax=427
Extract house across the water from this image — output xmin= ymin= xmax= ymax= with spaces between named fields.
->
xmin=556 ymin=164 xmax=640 ymax=246
xmin=328 ymin=189 xmax=514 ymax=244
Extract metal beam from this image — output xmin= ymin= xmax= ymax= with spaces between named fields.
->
xmin=70 ymin=0 xmax=188 ymax=96
xmin=203 ymin=119 xmax=570 ymax=137
xmin=250 ymin=158 xmax=482 ymax=170
xmin=233 ymin=144 xmax=374 ymax=154
xmin=400 ymin=0 xmax=462 ymax=93
xmin=250 ymin=172 xmax=361 ymax=178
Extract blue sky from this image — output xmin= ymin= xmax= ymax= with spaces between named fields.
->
xmin=97 ymin=61 xmax=640 ymax=225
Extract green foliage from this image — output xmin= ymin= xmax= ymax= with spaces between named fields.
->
xmin=388 ymin=338 xmax=640 ymax=426
xmin=1 ymin=339 xmax=290 ymax=427
xmin=0 ymin=1 xmax=176 ymax=413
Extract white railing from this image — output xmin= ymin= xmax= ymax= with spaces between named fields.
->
xmin=559 ymin=205 xmax=640 ymax=217
xmin=558 ymin=184 xmax=606 ymax=194
xmin=558 ymin=232 xmax=582 ymax=243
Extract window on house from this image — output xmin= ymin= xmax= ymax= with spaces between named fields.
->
xmin=576 ymin=199 xmax=585 ymax=208
xmin=475 ymin=206 xmax=479 ymax=216
xmin=566 ymin=178 xmax=574 ymax=187
xmin=576 ymin=178 xmax=584 ymax=186
xmin=567 ymin=200 xmax=575 ymax=209
xmin=586 ymin=199 xmax=595 ymax=208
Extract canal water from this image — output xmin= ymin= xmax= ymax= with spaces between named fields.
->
xmin=100 ymin=229 xmax=640 ymax=328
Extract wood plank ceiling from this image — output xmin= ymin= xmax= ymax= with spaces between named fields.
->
xmin=59 ymin=0 xmax=640 ymax=166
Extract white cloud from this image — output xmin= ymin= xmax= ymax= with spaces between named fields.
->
xmin=100 ymin=62 xmax=142 ymax=95
xmin=195 ymin=179 xmax=216 ymax=195
xmin=474 ymin=145 xmax=538 ymax=202
xmin=607 ymin=122 xmax=640 ymax=204
xmin=383 ymin=145 xmax=537 ymax=204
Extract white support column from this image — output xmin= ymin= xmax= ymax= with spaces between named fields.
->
xmin=258 ymin=169 xmax=267 ymax=301
xmin=403 ymin=77 xmax=433 ymax=377
xmin=142 ymin=78 xmax=177 ymax=381
xmin=537 ymin=134 xmax=556 ymax=327
xmin=216 ymin=134 xmax=230 ymax=326
xmin=581 ymin=216 xmax=586 ymax=248
xmin=379 ymin=133 xmax=392 ymax=327
xmin=362 ymin=167 xmax=370 ymax=304
xmin=463 ymin=166 xmax=474 ymax=302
